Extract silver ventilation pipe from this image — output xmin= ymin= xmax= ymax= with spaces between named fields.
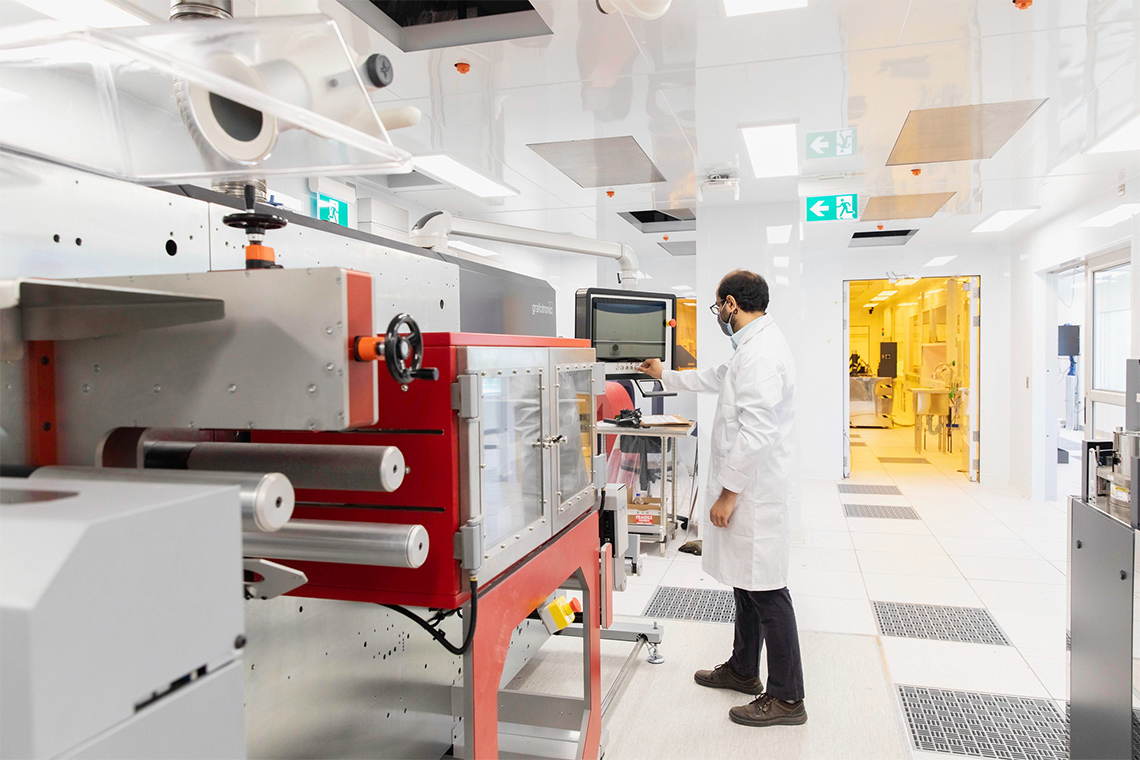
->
xmin=169 ymin=0 xmax=268 ymax=205
xmin=170 ymin=0 xmax=233 ymax=21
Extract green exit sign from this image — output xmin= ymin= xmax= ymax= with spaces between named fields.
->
xmin=806 ymin=128 xmax=856 ymax=158
xmin=316 ymin=193 xmax=349 ymax=227
xmin=806 ymin=193 xmax=858 ymax=221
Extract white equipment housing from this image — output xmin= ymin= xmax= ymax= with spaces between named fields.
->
xmin=0 ymin=478 xmax=246 ymax=759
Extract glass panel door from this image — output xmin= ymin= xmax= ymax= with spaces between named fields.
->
xmin=1084 ymin=252 xmax=1131 ymax=442
xmin=553 ymin=368 xmax=595 ymax=526
xmin=1092 ymin=263 xmax=1132 ymax=393
xmin=480 ymin=372 xmax=545 ymax=547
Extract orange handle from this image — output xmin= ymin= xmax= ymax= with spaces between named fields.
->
xmin=353 ymin=335 xmax=383 ymax=362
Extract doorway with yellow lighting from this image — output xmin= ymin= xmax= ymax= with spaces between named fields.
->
xmin=844 ymin=277 xmax=981 ymax=482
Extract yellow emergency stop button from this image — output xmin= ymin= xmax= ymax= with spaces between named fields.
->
xmin=539 ymin=595 xmax=583 ymax=633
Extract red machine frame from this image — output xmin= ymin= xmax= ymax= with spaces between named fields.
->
xmin=256 ymin=332 xmax=593 ymax=610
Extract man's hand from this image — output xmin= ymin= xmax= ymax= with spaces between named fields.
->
xmin=709 ymin=489 xmax=738 ymax=528
xmin=638 ymin=358 xmax=664 ymax=379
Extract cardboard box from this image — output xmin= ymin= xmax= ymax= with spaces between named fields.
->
xmin=628 ymin=496 xmax=662 ymax=526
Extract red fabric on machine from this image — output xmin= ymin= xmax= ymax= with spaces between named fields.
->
xmin=596 ymin=381 xmax=634 ymax=457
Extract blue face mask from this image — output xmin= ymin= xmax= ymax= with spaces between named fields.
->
xmin=718 ymin=303 xmax=736 ymax=337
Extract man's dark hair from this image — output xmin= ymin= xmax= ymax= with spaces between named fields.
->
xmin=717 ymin=269 xmax=769 ymax=313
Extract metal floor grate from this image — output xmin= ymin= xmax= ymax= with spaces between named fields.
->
xmin=898 ymin=685 xmax=1068 ymax=759
xmin=845 ymin=504 xmax=920 ymax=520
xmin=838 ymin=484 xmax=903 ymax=496
xmin=878 ymin=457 xmax=930 ymax=464
xmin=642 ymin=586 xmax=735 ymax=624
xmin=874 ymin=601 xmax=1010 ymax=645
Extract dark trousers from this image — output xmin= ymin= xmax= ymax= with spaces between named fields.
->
xmin=727 ymin=587 xmax=805 ymax=702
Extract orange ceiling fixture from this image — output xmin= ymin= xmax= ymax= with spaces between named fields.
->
xmin=663 ymin=235 xmax=669 ymax=241
xmin=455 ymin=62 xmax=470 ymax=74
xmin=1013 ymin=0 xmax=1032 ymax=8
xmin=606 ymin=189 xmax=615 ymax=197
xmin=911 ymin=168 xmax=922 ymax=175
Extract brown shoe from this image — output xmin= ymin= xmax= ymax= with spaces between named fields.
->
xmin=693 ymin=663 xmax=764 ymax=695
xmin=729 ymin=693 xmax=807 ymax=727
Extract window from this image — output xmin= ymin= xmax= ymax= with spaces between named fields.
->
xmin=1092 ymin=263 xmax=1131 ymax=393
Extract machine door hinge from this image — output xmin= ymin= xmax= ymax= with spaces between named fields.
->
xmin=452 ymin=374 xmax=481 ymax=420
xmin=454 ymin=516 xmax=485 ymax=573
xmin=972 ymin=315 xmax=981 ymax=327
xmin=972 ymin=458 xmax=980 ymax=471
xmin=972 ymin=430 xmax=980 ymax=443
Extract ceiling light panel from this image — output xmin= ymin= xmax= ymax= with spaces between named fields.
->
xmin=448 ymin=240 xmax=499 ymax=258
xmin=971 ymin=208 xmax=1037 ymax=233
xmin=528 ymin=136 xmax=665 ymax=188
xmin=722 ymin=0 xmax=808 ymax=16
xmin=861 ymin=192 xmax=956 ymax=221
xmin=658 ymin=241 xmax=697 ymax=256
xmin=1079 ymin=203 xmax=1140 ymax=228
xmin=411 ymin=155 xmax=518 ymax=198
xmin=766 ymin=225 xmax=792 ymax=244
xmin=887 ymin=99 xmax=1047 ymax=165
xmin=1086 ymin=113 xmax=1140 ymax=154
xmin=741 ymin=123 xmax=799 ymax=178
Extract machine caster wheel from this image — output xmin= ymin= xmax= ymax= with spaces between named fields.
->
xmin=647 ymin=643 xmax=664 ymax=665
xmin=658 ymin=542 xmax=666 ymax=557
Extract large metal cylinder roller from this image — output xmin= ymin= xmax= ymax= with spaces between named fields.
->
xmin=29 ymin=465 xmax=293 ymax=533
xmin=243 ymin=520 xmax=429 ymax=569
xmin=146 ymin=441 xmax=406 ymax=492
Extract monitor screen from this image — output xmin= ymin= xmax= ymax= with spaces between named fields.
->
xmin=592 ymin=297 xmax=667 ymax=361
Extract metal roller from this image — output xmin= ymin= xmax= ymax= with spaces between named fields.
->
xmin=146 ymin=441 xmax=406 ymax=492
xmin=243 ymin=520 xmax=429 ymax=569
xmin=29 ymin=465 xmax=293 ymax=533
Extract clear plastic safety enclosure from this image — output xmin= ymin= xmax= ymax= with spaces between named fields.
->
xmin=0 ymin=15 xmax=412 ymax=184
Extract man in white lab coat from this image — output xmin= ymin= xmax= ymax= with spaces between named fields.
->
xmin=638 ymin=269 xmax=804 ymax=727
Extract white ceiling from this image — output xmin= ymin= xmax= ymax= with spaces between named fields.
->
xmin=115 ymin=0 xmax=1140 ymax=261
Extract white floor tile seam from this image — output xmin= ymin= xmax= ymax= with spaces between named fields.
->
xmin=614 ymin=436 xmax=1066 ymax=753
xmin=844 ymin=435 xmax=1064 ymax=721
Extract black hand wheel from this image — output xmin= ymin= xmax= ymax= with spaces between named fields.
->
xmin=384 ymin=313 xmax=437 ymax=384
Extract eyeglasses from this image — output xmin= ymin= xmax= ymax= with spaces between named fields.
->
xmin=708 ymin=300 xmax=724 ymax=315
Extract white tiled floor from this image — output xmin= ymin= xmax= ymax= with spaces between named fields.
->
xmin=602 ymin=424 xmax=1073 ymax=757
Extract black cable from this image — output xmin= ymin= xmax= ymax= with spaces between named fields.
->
xmin=381 ymin=577 xmax=478 ymax=656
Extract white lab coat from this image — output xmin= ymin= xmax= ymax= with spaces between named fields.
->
xmin=661 ymin=314 xmax=796 ymax=591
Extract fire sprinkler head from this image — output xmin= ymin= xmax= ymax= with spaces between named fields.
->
xmin=455 ymin=61 xmax=470 ymax=74
xmin=606 ymin=189 xmax=615 ymax=197
xmin=1013 ymin=0 xmax=1031 ymax=8
xmin=912 ymin=168 xmax=922 ymax=176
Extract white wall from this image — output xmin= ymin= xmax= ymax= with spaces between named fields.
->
xmin=1009 ymin=197 xmax=1139 ymax=500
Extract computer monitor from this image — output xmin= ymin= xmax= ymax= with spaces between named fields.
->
xmin=1058 ymin=324 xmax=1080 ymax=357
xmin=575 ymin=288 xmax=676 ymax=379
